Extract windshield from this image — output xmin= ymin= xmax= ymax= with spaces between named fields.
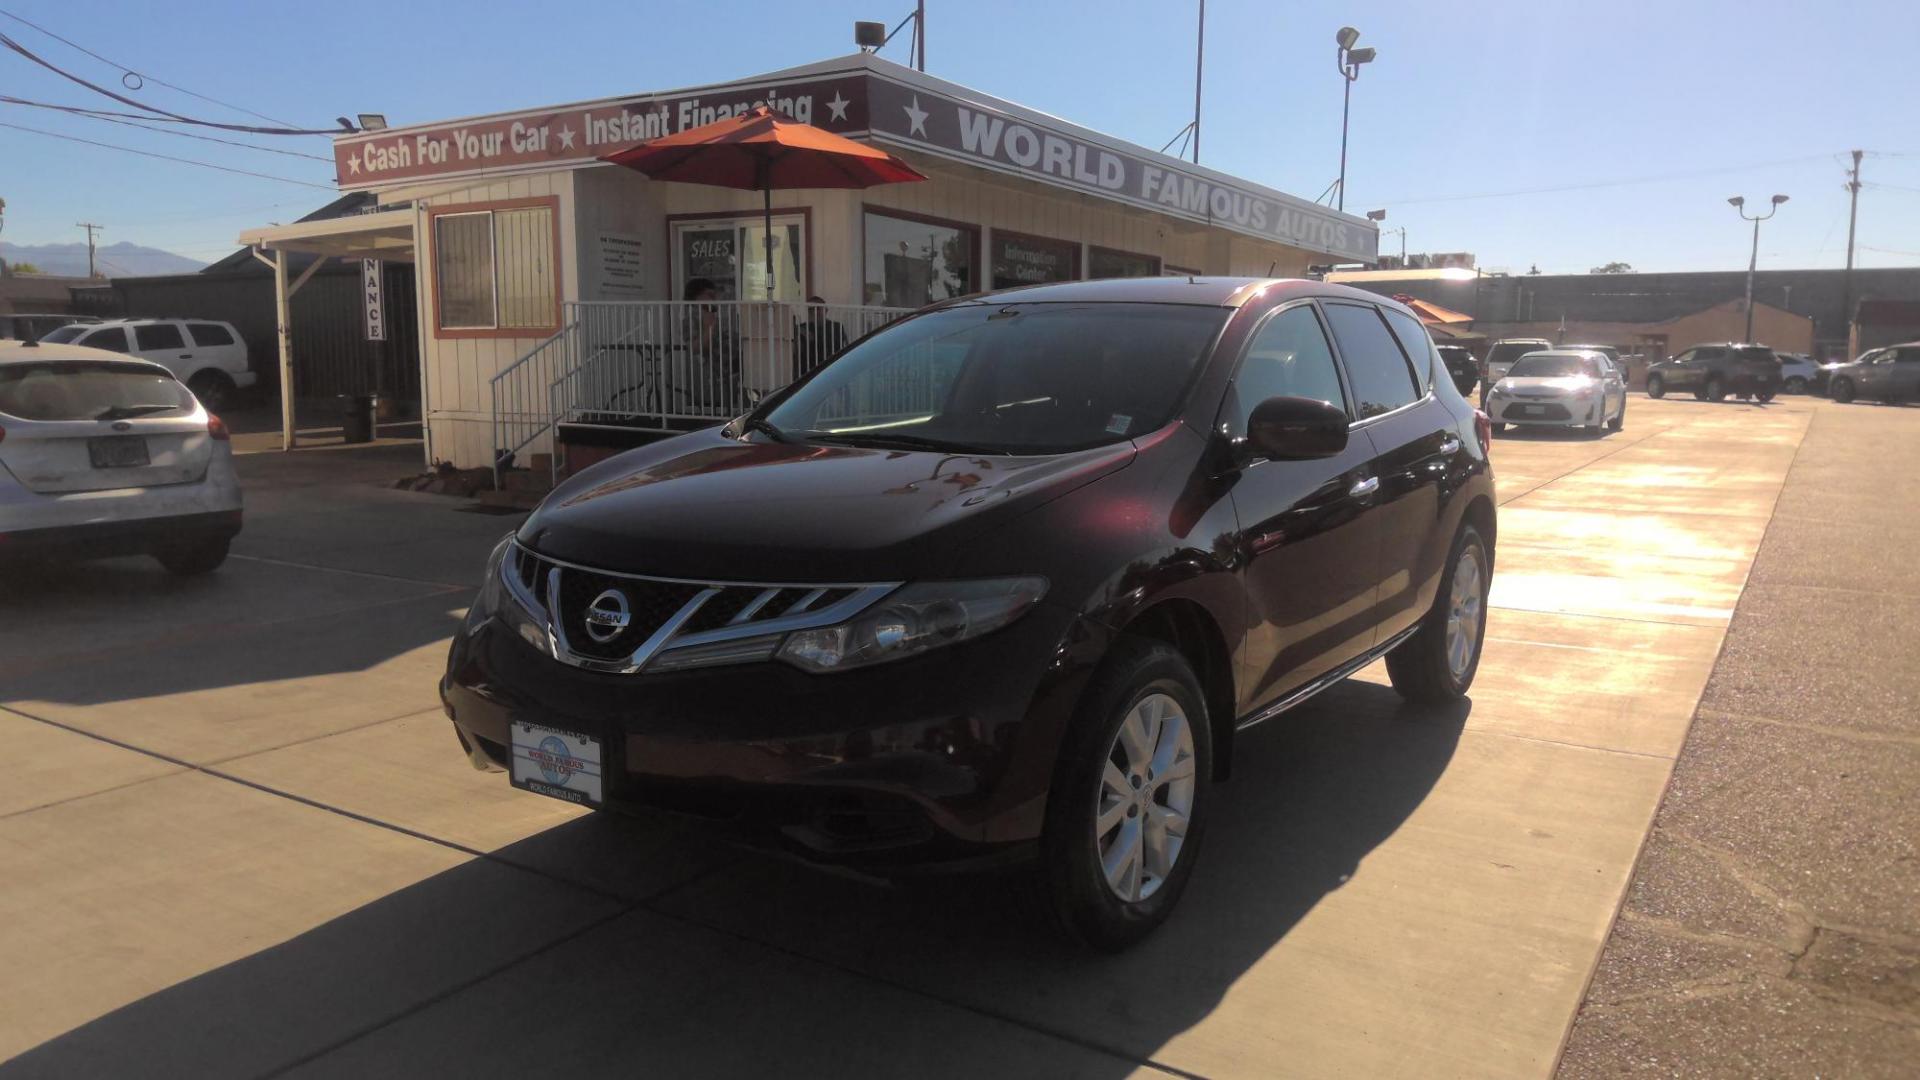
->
xmin=760 ymin=302 xmax=1229 ymax=454
xmin=1508 ymin=355 xmax=1593 ymax=378
xmin=38 ymin=326 xmax=85 ymax=344
xmin=0 ymin=361 xmax=195 ymax=421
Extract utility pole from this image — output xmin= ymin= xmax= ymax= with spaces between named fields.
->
xmin=1192 ymin=0 xmax=1204 ymax=164
xmin=76 ymin=222 xmax=104 ymax=278
xmin=915 ymin=0 xmax=925 ymax=71
xmin=1842 ymin=149 xmax=1862 ymax=357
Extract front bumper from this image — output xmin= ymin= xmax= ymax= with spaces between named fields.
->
xmin=1487 ymin=395 xmax=1598 ymax=426
xmin=441 ymin=597 xmax=1097 ymax=868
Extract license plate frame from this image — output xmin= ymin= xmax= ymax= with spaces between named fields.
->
xmin=88 ymin=435 xmax=150 ymax=469
xmin=508 ymin=720 xmax=604 ymax=807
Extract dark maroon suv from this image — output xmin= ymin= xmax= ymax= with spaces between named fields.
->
xmin=443 ymin=277 xmax=1496 ymax=949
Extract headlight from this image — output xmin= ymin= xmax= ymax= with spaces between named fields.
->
xmin=464 ymin=535 xmax=513 ymax=634
xmin=777 ymin=577 xmax=1048 ymax=673
xmin=469 ymin=536 xmax=550 ymax=653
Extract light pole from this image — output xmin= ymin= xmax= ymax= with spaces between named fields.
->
xmin=1728 ymin=194 xmax=1788 ymax=341
xmin=1334 ymin=27 xmax=1376 ymax=213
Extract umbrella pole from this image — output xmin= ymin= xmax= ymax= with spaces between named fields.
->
xmin=762 ymin=185 xmax=774 ymax=300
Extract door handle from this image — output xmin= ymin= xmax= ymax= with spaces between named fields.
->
xmin=1438 ymin=435 xmax=1462 ymax=455
xmin=1349 ymin=475 xmax=1380 ymax=498
xmin=178 ymin=353 xmax=193 ymax=359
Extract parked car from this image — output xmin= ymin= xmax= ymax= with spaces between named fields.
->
xmin=1774 ymin=352 xmax=1820 ymax=394
xmin=1481 ymin=337 xmax=1554 ymax=402
xmin=1485 ymin=349 xmax=1626 ymax=435
xmin=442 ymin=277 xmax=1497 ymax=949
xmin=1644 ymin=343 xmax=1782 ymax=402
xmin=0 ymin=313 xmax=98 ymax=342
xmin=1435 ymin=343 xmax=1479 ymax=396
xmin=0 ymin=337 xmax=242 ymax=574
xmin=1824 ymin=342 xmax=1920 ymax=404
xmin=39 ymin=317 xmax=252 ymax=410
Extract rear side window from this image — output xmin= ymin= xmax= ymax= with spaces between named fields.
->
xmin=187 ymin=322 xmax=235 ymax=346
xmin=0 ymin=361 xmax=194 ymax=421
xmin=1896 ymin=348 xmax=1920 ymax=364
xmin=40 ymin=326 xmax=85 ymax=344
xmin=1734 ymin=347 xmax=1776 ymax=362
xmin=79 ymin=327 xmax=130 ymax=353
xmin=1694 ymin=346 xmax=1727 ymax=361
xmin=1323 ymin=303 xmax=1420 ymax=419
xmin=134 ymin=323 xmax=186 ymax=351
xmin=1226 ymin=305 xmax=1347 ymax=432
xmin=1380 ymin=308 xmax=1437 ymax=394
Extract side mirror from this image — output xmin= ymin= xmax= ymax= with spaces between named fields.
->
xmin=1246 ymin=395 xmax=1349 ymax=460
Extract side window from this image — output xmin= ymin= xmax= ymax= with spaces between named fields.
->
xmin=187 ymin=322 xmax=235 ymax=347
xmin=1380 ymin=308 xmax=1436 ymax=394
xmin=1893 ymin=348 xmax=1920 ymax=364
xmin=1322 ymin=302 xmax=1420 ymax=419
xmin=1694 ymin=346 xmax=1726 ymax=362
xmin=1669 ymin=350 xmax=1692 ymax=364
xmin=80 ymin=327 xmax=130 ymax=353
xmin=1225 ymin=305 xmax=1347 ymax=433
xmin=134 ymin=323 xmax=186 ymax=351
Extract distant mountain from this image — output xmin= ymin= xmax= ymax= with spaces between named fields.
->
xmin=0 ymin=240 xmax=204 ymax=278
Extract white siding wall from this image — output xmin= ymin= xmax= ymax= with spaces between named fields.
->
xmin=412 ymin=158 xmax=1319 ymax=468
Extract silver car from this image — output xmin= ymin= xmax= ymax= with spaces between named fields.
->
xmin=1824 ymin=342 xmax=1920 ymax=404
xmin=1486 ymin=350 xmax=1627 ymax=436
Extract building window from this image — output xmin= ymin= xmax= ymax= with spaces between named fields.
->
xmin=432 ymin=201 xmax=557 ymax=333
xmin=670 ymin=214 xmax=807 ymax=302
xmin=990 ymin=229 xmax=1078 ymax=290
xmin=1089 ymin=246 xmax=1161 ymax=279
xmin=863 ymin=208 xmax=977 ymax=308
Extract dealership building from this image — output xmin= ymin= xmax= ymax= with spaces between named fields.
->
xmin=239 ymin=53 xmax=1378 ymax=470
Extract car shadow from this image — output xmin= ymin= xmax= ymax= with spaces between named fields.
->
xmin=3 ymin=679 xmax=1467 ymax=1077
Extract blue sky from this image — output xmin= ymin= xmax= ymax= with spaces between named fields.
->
xmin=2 ymin=0 xmax=1916 ymax=273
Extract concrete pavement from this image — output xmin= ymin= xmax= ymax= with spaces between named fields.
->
xmin=1 ymin=394 xmax=1905 ymax=1077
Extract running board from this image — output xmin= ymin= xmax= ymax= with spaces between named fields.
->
xmin=1234 ymin=623 xmax=1422 ymax=731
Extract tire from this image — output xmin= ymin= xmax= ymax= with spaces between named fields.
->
xmin=1645 ymin=374 xmax=1666 ymax=399
xmin=1756 ymin=390 xmax=1776 ymax=403
xmin=1705 ymin=375 xmax=1726 ymax=402
xmin=1041 ymin=637 xmax=1213 ymax=951
xmin=1385 ymin=523 xmax=1490 ymax=703
xmin=156 ymin=537 xmax=230 ymax=576
xmin=1490 ymin=422 xmax=1506 ymax=435
xmin=1608 ymin=403 xmax=1625 ymax=432
xmin=1831 ymin=378 xmax=1856 ymax=404
xmin=1785 ymin=376 xmax=1808 ymax=394
xmin=187 ymin=370 xmax=236 ymax=412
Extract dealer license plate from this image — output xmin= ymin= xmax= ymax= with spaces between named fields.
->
xmin=508 ymin=720 xmax=603 ymax=807
xmin=1521 ymin=405 xmax=1548 ymax=416
xmin=88 ymin=435 xmax=150 ymax=468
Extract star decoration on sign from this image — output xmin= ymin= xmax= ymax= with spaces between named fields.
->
xmin=826 ymin=91 xmax=850 ymax=123
xmin=556 ymin=126 xmax=577 ymax=150
xmin=346 ymin=155 xmax=361 ymax=175
xmin=903 ymin=96 xmax=928 ymax=137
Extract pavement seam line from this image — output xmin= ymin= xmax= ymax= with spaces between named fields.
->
xmin=0 ymin=768 xmax=188 ymax=822
xmin=1548 ymin=396 xmax=1817 ymax=1075
xmin=1494 ymin=424 xmax=1674 ymax=506
xmin=229 ymin=551 xmax=485 ymax=591
xmin=1465 ymin=726 xmax=1676 ymax=761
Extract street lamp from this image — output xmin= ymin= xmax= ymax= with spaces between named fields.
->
xmin=1334 ymin=27 xmax=1376 ymax=213
xmin=1729 ymin=193 xmax=1788 ymax=341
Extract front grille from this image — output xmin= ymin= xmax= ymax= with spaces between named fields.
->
xmin=1506 ymin=402 xmax=1571 ymax=420
xmin=506 ymin=544 xmax=895 ymax=673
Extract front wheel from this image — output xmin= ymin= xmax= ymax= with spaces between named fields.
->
xmin=1706 ymin=375 xmax=1727 ymax=402
xmin=1756 ymin=390 xmax=1776 ymax=403
xmin=1490 ymin=421 xmax=1507 ymax=435
xmin=1831 ymin=378 xmax=1856 ymax=404
xmin=1645 ymin=374 xmax=1666 ymax=399
xmin=1042 ymin=639 xmax=1212 ymax=951
xmin=1608 ymin=404 xmax=1625 ymax=432
xmin=1385 ymin=523 xmax=1490 ymax=702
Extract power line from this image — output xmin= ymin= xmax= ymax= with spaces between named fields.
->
xmin=0 ymin=31 xmax=343 ymax=135
xmin=0 ymin=119 xmax=335 ymax=188
xmin=0 ymin=6 xmax=297 ymax=127
xmin=1373 ymin=153 xmax=1836 ymax=206
xmin=0 ymin=93 xmax=334 ymax=160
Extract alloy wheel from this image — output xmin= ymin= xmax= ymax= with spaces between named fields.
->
xmin=1096 ymin=691 xmax=1197 ymax=903
xmin=1446 ymin=545 xmax=1485 ymax=679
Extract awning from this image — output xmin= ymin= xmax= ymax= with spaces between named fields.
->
xmin=1393 ymin=294 xmax=1474 ymax=325
xmin=237 ymin=208 xmax=415 ymax=262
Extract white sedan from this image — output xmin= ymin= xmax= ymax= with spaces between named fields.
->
xmin=1485 ymin=350 xmax=1626 ymax=436
xmin=0 ymin=337 xmax=241 ymax=574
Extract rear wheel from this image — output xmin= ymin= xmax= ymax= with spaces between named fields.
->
xmin=1645 ymin=374 xmax=1666 ymax=399
xmin=1831 ymin=378 xmax=1856 ymax=403
xmin=1042 ymin=639 xmax=1212 ymax=951
xmin=1385 ymin=523 xmax=1490 ymax=703
xmin=1756 ymin=390 xmax=1776 ymax=403
xmin=1706 ymin=375 xmax=1726 ymax=402
xmin=156 ymin=537 xmax=229 ymax=576
xmin=187 ymin=370 xmax=236 ymax=412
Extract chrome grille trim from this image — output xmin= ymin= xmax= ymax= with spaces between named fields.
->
xmin=501 ymin=541 xmax=899 ymax=675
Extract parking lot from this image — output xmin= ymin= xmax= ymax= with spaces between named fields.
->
xmin=4 ymin=392 xmax=1915 ymax=1078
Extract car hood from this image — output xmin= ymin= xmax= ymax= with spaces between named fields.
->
xmin=517 ymin=427 xmax=1140 ymax=581
xmin=1496 ymin=376 xmax=1595 ymax=395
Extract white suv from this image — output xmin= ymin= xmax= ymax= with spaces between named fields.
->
xmin=41 ymin=318 xmax=253 ymax=410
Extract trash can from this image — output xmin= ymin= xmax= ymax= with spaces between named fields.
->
xmin=340 ymin=394 xmax=377 ymax=443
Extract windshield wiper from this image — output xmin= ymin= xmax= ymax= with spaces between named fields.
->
xmin=95 ymin=404 xmax=180 ymax=420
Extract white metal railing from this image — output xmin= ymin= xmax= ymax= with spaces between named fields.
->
xmin=490 ymin=300 xmax=913 ymax=481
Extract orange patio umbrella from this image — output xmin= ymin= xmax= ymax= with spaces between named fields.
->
xmin=601 ymin=105 xmax=927 ymax=298
xmin=1392 ymin=293 xmax=1475 ymax=326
